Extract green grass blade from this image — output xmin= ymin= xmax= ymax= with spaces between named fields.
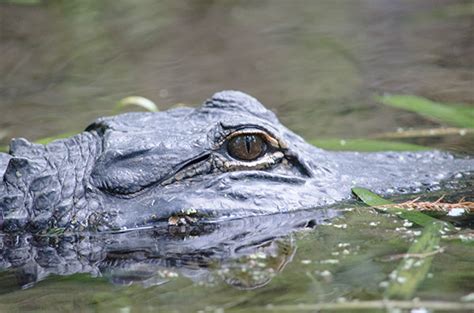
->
xmin=351 ymin=187 xmax=454 ymax=230
xmin=384 ymin=222 xmax=443 ymax=299
xmin=310 ymin=139 xmax=428 ymax=152
xmin=351 ymin=187 xmax=393 ymax=206
xmin=352 ymin=188 xmax=452 ymax=299
xmin=377 ymin=94 xmax=474 ymax=128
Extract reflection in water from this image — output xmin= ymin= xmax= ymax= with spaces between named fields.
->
xmin=221 ymin=238 xmax=296 ymax=290
xmin=0 ymin=209 xmax=338 ymax=291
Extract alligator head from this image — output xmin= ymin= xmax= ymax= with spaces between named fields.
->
xmin=0 ymin=91 xmax=473 ymax=232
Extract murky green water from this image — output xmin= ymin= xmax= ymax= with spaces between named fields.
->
xmin=0 ymin=1 xmax=473 ymax=312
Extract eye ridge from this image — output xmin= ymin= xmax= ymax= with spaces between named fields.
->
xmin=227 ymin=134 xmax=267 ymax=161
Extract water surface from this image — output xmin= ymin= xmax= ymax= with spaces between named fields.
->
xmin=0 ymin=1 xmax=473 ymax=312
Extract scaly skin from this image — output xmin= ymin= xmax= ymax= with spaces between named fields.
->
xmin=0 ymin=91 xmax=473 ymax=233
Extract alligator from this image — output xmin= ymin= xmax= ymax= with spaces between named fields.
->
xmin=0 ymin=90 xmax=473 ymax=233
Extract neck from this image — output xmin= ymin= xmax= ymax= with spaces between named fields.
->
xmin=0 ymin=132 xmax=102 ymax=232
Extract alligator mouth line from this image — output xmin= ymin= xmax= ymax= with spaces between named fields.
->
xmin=160 ymin=152 xmax=212 ymax=186
xmin=223 ymin=171 xmax=306 ymax=184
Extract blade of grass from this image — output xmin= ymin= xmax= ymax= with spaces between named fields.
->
xmin=377 ymin=94 xmax=474 ymax=128
xmin=351 ymin=188 xmax=453 ymax=300
xmin=384 ymin=222 xmax=443 ymax=299
xmin=310 ymin=139 xmax=428 ymax=152
xmin=116 ymin=96 xmax=158 ymax=112
xmin=351 ymin=187 xmax=454 ymax=230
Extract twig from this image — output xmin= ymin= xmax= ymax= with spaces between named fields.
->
xmin=372 ymin=127 xmax=472 ymax=139
xmin=378 ymin=197 xmax=474 ymax=214
xmin=265 ymin=300 xmax=474 ymax=311
xmin=379 ymin=247 xmax=445 ymax=262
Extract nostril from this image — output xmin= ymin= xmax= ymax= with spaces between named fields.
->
xmin=305 ymin=219 xmax=317 ymax=228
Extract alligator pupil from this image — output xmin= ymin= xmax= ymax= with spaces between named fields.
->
xmin=228 ymin=134 xmax=266 ymax=161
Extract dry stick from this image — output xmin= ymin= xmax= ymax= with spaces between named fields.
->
xmin=372 ymin=127 xmax=472 ymax=139
xmin=377 ymin=197 xmax=474 ymax=215
xmin=265 ymin=300 xmax=474 ymax=311
xmin=379 ymin=247 xmax=445 ymax=262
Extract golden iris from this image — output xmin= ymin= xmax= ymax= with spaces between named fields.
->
xmin=227 ymin=134 xmax=267 ymax=161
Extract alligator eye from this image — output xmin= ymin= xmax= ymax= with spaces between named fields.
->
xmin=227 ymin=134 xmax=267 ymax=161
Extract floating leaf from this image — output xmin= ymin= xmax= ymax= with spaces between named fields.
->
xmin=310 ymin=139 xmax=428 ymax=152
xmin=116 ymin=96 xmax=159 ymax=112
xmin=377 ymin=94 xmax=474 ymax=128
